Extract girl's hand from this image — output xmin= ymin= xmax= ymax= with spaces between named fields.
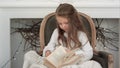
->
xmin=65 ymin=48 xmax=75 ymax=58
xmin=45 ymin=50 xmax=51 ymax=57
xmin=65 ymin=48 xmax=71 ymax=53
xmin=66 ymin=51 xmax=75 ymax=58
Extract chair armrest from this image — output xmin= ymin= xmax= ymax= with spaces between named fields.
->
xmin=91 ymin=51 xmax=113 ymax=68
xmin=98 ymin=51 xmax=113 ymax=68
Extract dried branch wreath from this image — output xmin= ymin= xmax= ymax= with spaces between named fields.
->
xmin=94 ymin=19 xmax=119 ymax=51
xmin=11 ymin=19 xmax=119 ymax=52
xmin=11 ymin=20 xmax=41 ymax=51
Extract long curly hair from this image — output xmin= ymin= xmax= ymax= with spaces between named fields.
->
xmin=55 ymin=3 xmax=87 ymax=49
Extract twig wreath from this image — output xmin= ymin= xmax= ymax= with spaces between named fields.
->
xmin=11 ymin=19 xmax=119 ymax=51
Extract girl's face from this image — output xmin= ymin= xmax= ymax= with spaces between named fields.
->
xmin=56 ymin=16 xmax=69 ymax=32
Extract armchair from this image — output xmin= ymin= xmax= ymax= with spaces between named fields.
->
xmin=39 ymin=12 xmax=113 ymax=68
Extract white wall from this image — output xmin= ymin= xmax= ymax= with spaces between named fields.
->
xmin=0 ymin=10 xmax=10 ymax=68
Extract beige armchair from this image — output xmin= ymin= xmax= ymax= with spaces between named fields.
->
xmin=39 ymin=12 xmax=114 ymax=68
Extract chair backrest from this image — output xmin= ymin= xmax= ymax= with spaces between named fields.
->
xmin=39 ymin=12 xmax=96 ymax=52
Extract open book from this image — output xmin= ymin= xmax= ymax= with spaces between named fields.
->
xmin=44 ymin=46 xmax=82 ymax=68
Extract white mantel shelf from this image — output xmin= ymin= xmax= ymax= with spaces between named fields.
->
xmin=0 ymin=1 xmax=120 ymax=18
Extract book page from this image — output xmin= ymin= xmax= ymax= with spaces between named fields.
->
xmin=45 ymin=46 xmax=67 ymax=67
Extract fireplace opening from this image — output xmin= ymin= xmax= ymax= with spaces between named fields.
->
xmin=10 ymin=18 xmax=119 ymax=68
xmin=10 ymin=18 xmax=42 ymax=68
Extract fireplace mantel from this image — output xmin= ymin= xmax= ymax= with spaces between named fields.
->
xmin=0 ymin=0 xmax=120 ymax=18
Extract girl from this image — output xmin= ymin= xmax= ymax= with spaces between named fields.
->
xmin=23 ymin=3 xmax=102 ymax=68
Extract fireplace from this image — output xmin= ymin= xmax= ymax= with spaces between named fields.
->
xmin=0 ymin=1 xmax=119 ymax=68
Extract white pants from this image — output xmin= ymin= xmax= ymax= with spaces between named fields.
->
xmin=23 ymin=50 xmax=47 ymax=68
xmin=23 ymin=50 xmax=102 ymax=68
